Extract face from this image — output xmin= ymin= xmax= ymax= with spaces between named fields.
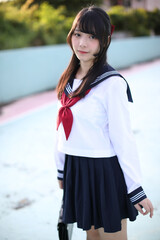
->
xmin=71 ymin=28 xmax=100 ymax=66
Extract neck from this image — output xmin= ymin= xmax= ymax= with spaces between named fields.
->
xmin=77 ymin=61 xmax=93 ymax=79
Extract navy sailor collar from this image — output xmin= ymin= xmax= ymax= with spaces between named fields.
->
xmin=64 ymin=64 xmax=133 ymax=102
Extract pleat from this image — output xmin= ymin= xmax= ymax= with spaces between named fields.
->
xmin=62 ymin=155 xmax=138 ymax=233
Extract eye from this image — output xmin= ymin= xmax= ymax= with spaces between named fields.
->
xmin=74 ymin=32 xmax=81 ymax=37
xmin=89 ymin=35 xmax=96 ymax=39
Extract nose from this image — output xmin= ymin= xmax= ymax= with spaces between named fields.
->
xmin=79 ymin=36 xmax=87 ymax=48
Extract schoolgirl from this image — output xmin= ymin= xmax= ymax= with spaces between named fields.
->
xmin=55 ymin=6 xmax=153 ymax=240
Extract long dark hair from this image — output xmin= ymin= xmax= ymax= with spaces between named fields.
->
xmin=56 ymin=6 xmax=112 ymax=99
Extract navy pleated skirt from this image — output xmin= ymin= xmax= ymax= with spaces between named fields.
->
xmin=62 ymin=155 xmax=138 ymax=233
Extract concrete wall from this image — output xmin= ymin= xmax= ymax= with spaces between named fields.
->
xmin=0 ymin=44 xmax=71 ymax=104
xmin=0 ymin=36 xmax=160 ymax=104
xmin=131 ymin=0 xmax=160 ymax=11
xmin=108 ymin=36 xmax=160 ymax=68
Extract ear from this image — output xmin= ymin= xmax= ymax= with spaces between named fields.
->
xmin=107 ymin=36 xmax=111 ymax=46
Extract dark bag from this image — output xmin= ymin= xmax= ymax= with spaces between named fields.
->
xmin=57 ymin=222 xmax=69 ymax=240
xmin=57 ymin=201 xmax=69 ymax=240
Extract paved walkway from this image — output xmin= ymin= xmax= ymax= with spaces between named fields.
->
xmin=0 ymin=90 xmax=57 ymax=124
xmin=0 ymin=59 xmax=160 ymax=240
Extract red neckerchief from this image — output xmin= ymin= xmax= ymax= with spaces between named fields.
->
xmin=57 ymin=63 xmax=133 ymax=141
xmin=57 ymin=89 xmax=90 ymax=140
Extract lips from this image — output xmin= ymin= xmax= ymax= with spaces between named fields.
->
xmin=78 ymin=50 xmax=88 ymax=54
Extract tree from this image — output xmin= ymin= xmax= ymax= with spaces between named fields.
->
xmin=13 ymin=0 xmax=103 ymax=12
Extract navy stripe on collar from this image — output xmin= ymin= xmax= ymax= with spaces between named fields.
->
xmin=64 ymin=65 xmax=133 ymax=103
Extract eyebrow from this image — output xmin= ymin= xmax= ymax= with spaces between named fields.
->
xmin=74 ymin=29 xmax=91 ymax=34
xmin=74 ymin=29 xmax=81 ymax=32
xmin=74 ymin=29 xmax=96 ymax=36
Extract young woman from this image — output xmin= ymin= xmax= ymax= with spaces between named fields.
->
xmin=55 ymin=6 xmax=153 ymax=240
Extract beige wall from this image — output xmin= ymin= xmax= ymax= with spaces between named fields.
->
xmin=131 ymin=0 xmax=160 ymax=10
xmin=102 ymin=0 xmax=160 ymax=10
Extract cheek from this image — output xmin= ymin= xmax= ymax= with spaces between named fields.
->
xmin=71 ymin=37 xmax=74 ymax=48
xmin=71 ymin=36 xmax=77 ymax=49
xmin=97 ymin=43 xmax=100 ymax=52
xmin=97 ymin=40 xmax=100 ymax=51
xmin=93 ymin=41 xmax=100 ymax=53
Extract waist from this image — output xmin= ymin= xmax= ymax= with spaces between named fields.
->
xmin=58 ymin=144 xmax=116 ymax=158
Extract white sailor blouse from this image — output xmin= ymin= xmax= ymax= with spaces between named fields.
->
xmin=55 ymin=64 xmax=147 ymax=205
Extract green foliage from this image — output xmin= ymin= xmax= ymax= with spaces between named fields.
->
xmin=147 ymin=8 xmax=160 ymax=35
xmin=0 ymin=3 xmax=36 ymax=49
xmin=11 ymin=0 xmax=103 ymax=12
xmin=0 ymin=2 xmax=74 ymax=50
xmin=125 ymin=8 xmax=150 ymax=36
xmin=107 ymin=6 xmax=127 ymax=30
xmin=50 ymin=0 xmax=103 ymax=12
xmin=33 ymin=3 xmax=73 ymax=44
xmin=108 ymin=5 xmax=159 ymax=37
xmin=0 ymin=2 xmax=160 ymax=50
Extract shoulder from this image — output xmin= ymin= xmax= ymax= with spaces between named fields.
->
xmin=95 ymin=76 xmax=127 ymax=94
xmin=106 ymin=76 xmax=127 ymax=87
xmin=97 ymin=64 xmax=127 ymax=89
xmin=100 ymin=76 xmax=129 ymax=107
xmin=89 ymin=76 xmax=128 ymax=107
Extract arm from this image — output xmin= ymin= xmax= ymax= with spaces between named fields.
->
xmin=106 ymin=77 xmax=153 ymax=217
xmin=54 ymin=133 xmax=65 ymax=189
xmin=54 ymin=101 xmax=65 ymax=189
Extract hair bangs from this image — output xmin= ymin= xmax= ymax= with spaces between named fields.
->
xmin=77 ymin=11 xmax=105 ymax=40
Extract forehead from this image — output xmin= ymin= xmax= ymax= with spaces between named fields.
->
xmin=74 ymin=28 xmax=91 ymax=33
xmin=74 ymin=24 xmax=96 ymax=36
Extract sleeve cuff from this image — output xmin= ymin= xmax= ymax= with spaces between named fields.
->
xmin=57 ymin=169 xmax=64 ymax=180
xmin=128 ymin=186 xmax=147 ymax=205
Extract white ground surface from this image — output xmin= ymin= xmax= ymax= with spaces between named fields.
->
xmin=0 ymin=59 xmax=160 ymax=240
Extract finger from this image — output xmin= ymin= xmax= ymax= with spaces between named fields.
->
xmin=135 ymin=204 xmax=145 ymax=215
xmin=60 ymin=181 xmax=63 ymax=189
xmin=143 ymin=204 xmax=150 ymax=215
xmin=140 ymin=200 xmax=153 ymax=217
xmin=140 ymin=202 xmax=150 ymax=216
xmin=143 ymin=208 xmax=149 ymax=215
xmin=58 ymin=180 xmax=63 ymax=189
xmin=149 ymin=206 xmax=154 ymax=218
xmin=148 ymin=200 xmax=154 ymax=218
xmin=138 ymin=199 xmax=154 ymax=218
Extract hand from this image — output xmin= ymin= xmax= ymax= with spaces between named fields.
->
xmin=58 ymin=179 xmax=63 ymax=189
xmin=134 ymin=198 xmax=154 ymax=218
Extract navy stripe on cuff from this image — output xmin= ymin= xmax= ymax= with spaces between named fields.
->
xmin=57 ymin=176 xmax=63 ymax=180
xmin=57 ymin=169 xmax=64 ymax=180
xmin=128 ymin=186 xmax=147 ymax=205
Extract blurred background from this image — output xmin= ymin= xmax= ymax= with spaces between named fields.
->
xmin=0 ymin=0 xmax=160 ymax=240
xmin=0 ymin=0 xmax=160 ymax=105
xmin=0 ymin=0 xmax=160 ymax=50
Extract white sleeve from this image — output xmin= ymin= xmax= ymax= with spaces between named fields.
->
xmin=54 ymin=101 xmax=65 ymax=180
xmin=54 ymin=132 xmax=65 ymax=180
xmin=106 ymin=77 xmax=142 ymax=194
